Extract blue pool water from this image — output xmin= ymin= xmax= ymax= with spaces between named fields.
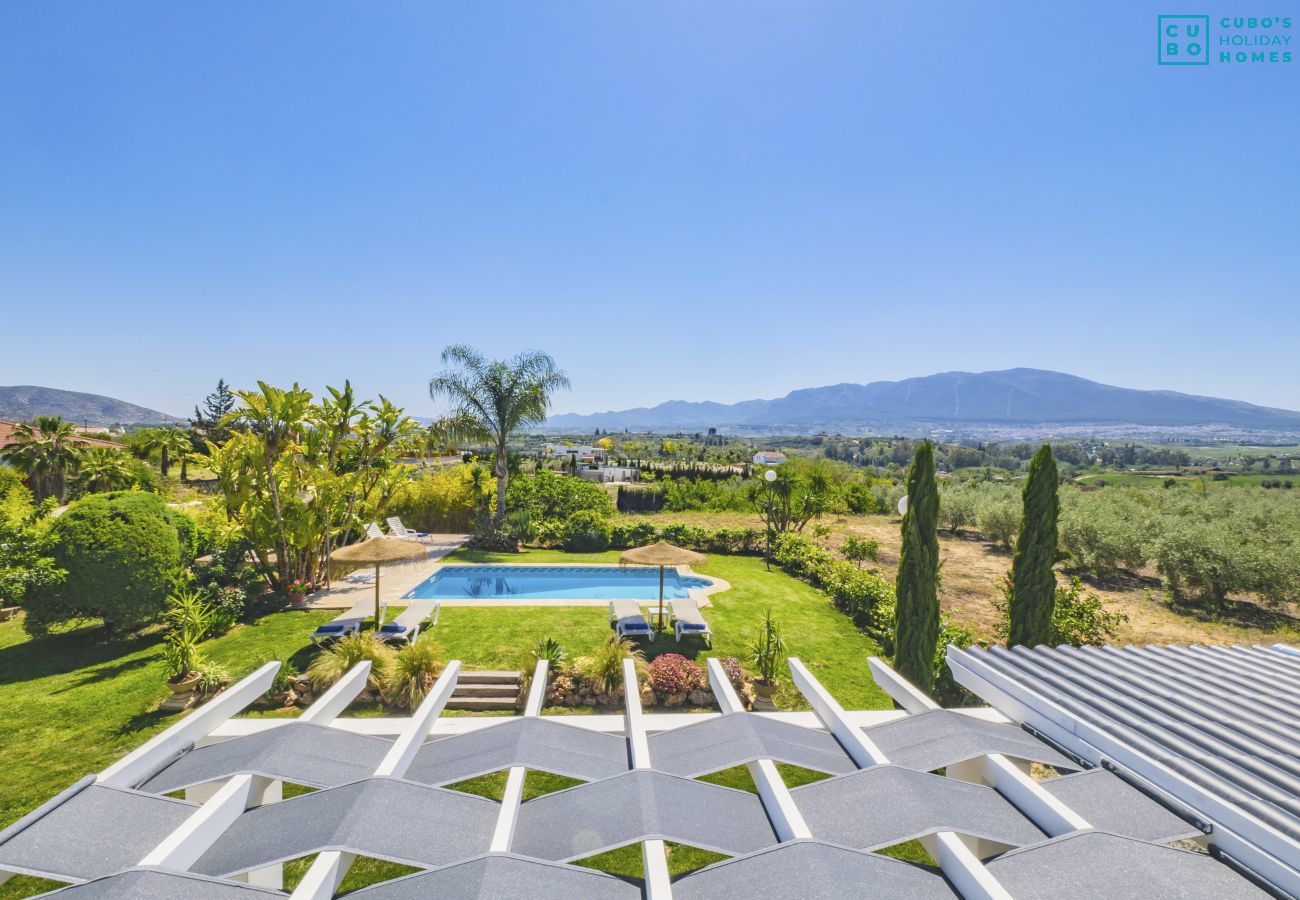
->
xmin=405 ymin=565 xmax=712 ymax=601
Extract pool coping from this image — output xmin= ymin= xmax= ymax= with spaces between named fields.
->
xmin=400 ymin=561 xmax=731 ymax=608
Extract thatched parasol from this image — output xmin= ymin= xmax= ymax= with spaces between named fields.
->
xmin=620 ymin=541 xmax=706 ymax=629
xmin=330 ymin=537 xmax=427 ymax=627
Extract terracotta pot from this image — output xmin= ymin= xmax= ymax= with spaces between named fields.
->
xmin=753 ymin=679 xmax=776 ymax=699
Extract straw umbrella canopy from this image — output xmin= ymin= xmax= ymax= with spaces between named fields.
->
xmin=330 ymin=537 xmax=427 ymax=627
xmin=619 ymin=541 xmax=706 ymax=629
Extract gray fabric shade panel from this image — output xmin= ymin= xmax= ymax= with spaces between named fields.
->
xmin=985 ymin=831 xmax=1271 ymax=899
xmin=344 ymin=854 xmax=642 ymax=899
xmin=861 ymin=709 xmax=1073 ymax=773
xmin=0 ymin=785 xmax=197 ymax=882
xmin=792 ymin=765 xmax=1045 ymax=851
xmin=647 ymin=712 xmax=856 ymax=778
xmin=42 ymin=869 xmax=282 ymax=898
xmin=405 ymin=717 xmax=629 ymax=786
xmin=140 ymin=722 xmax=393 ymax=793
xmin=511 ymin=770 xmax=778 ymax=861
xmin=672 ymin=840 xmax=958 ymax=899
xmin=1040 ymin=769 xmax=1203 ymax=843
xmin=192 ymin=777 xmax=497 ymax=877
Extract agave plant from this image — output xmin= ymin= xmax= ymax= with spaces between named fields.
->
xmin=306 ymin=632 xmax=395 ymax=692
xmin=381 ymin=638 xmax=444 ymax=710
xmin=518 ymin=637 xmax=566 ymax=695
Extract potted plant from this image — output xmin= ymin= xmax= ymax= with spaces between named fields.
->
xmin=163 ymin=588 xmax=214 ymax=696
xmin=749 ymin=607 xmax=785 ymax=698
xmin=285 ymin=579 xmax=314 ymax=605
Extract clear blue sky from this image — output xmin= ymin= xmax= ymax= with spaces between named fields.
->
xmin=2 ymin=1 xmax=1297 ymax=419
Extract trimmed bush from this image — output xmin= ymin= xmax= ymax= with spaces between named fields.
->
xmin=23 ymin=491 xmax=190 ymax=634
xmin=561 ymin=510 xmax=612 ymax=552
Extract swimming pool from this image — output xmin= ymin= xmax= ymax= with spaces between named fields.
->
xmin=404 ymin=565 xmax=713 ymax=601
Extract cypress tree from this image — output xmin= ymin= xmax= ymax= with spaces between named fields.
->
xmin=1009 ymin=444 xmax=1060 ymax=647
xmin=893 ymin=440 xmax=940 ymax=694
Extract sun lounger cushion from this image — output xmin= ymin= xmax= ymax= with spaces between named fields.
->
xmin=380 ymin=623 xmax=408 ymax=633
xmin=315 ymin=624 xmax=348 ymax=635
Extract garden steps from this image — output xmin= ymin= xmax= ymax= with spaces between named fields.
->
xmin=447 ymin=669 xmax=520 ymax=711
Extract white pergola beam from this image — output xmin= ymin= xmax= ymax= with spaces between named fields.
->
xmin=621 ymin=658 xmax=671 ymax=899
xmin=98 ymin=661 xmax=281 ymax=788
xmin=374 ymin=661 xmax=460 ymax=778
xmin=921 ymin=831 xmax=1014 ymax=900
xmin=706 ymin=659 xmax=811 ymax=841
xmin=138 ymin=773 xmax=255 ymax=870
xmin=788 ymin=658 xmax=888 ymax=767
xmin=642 ymin=839 xmax=673 ymax=898
xmin=868 ymin=656 xmax=940 ymax=713
xmin=623 ymin=658 xmax=652 ymax=770
xmin=793 ymin=657 xmax=1012 ymax=899
xmin=299 ymin=661 xmax=373 ymax=724
xmin=289 ymin=850 xmax=355 ymax=900
xmin=975 ymin=753 xmax=1091 ymax=836
xmin=490 ymin=660 xmax=549 ymax=852
xmin=296 ymin=661 xmax=459 ymax=895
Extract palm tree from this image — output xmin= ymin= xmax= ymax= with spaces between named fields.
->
xmin=77 ymin=448 xmax=136 ymax=494
xmin=142 ymin=427 xmax=194 ymax=479
xmin=2 ymin=416 xmax=85 ymax=502
xmin=429 ymin=345 xmax=569 ymax=523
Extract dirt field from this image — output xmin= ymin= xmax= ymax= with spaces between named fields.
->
xmin=637 ymin=510 xmax=1300 ymax=647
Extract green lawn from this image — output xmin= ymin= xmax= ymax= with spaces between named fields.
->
xmin=444 ymin=548 xmax=893 ymax=710
xmin=0 ymin=547 xmax=889 ymax=888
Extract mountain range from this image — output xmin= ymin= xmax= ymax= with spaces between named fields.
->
xmin=0 ymin=385 xmax=180 ymax=426
xmin=543 ymin=369 xmax=1300 ymax=437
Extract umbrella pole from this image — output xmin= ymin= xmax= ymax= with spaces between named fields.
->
xmin=658 ymin=565 xmax=665 ymax=630
xmin=374 ymin=564 xmax=382 ymax=628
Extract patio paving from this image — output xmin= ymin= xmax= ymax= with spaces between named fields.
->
xmin=306 ymin=533 xmax=469 ymax=610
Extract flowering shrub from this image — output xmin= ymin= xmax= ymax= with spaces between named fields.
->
xmin=718 ymin=657 xmax=744 ymax=689
xmin=647 ymin=653 xmax=704 ymax=695
xmin=285 ymin=579 xmax=315 ymax=598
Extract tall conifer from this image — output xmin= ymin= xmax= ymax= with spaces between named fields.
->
xmin=1009 ymin=444 xmax=1060 ymax=647
xmin=894 ymin=440 xmax=940 ymax=694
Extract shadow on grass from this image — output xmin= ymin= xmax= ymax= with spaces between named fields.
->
xmin=0 ymin=622 xmax=165 ymax=686
xmin=54 ymin=654 xmax=159 ymax=692
xmin=116 ymin=707 xmax=175 ymax=738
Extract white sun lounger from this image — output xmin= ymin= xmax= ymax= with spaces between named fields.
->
xmin=379 ymin=600 xmax=441 ymax=644
xmin=311 ymin=597 xmax=388 ymax=645
xmin=670 ymin=597 xmax=713 ymax=646
xmin=364 ymin=522 xmax=386 ymax=540
xmin=387 ymin=517 xmax=429 ymax=539
xmin=609 ymin=599 xmax=654 ymax=641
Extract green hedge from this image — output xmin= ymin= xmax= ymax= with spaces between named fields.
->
xmin=23 ymin=491 xmax=192 ymax=633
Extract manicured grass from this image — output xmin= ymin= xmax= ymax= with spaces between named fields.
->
xmin=571 ymin=841 xmax=729 ymax=881
xmin=873 ymin=838 xmax=938 ymax=867
xmin=282 ymin=854 xmax=421 ymax=893
xmin=695 ymin=762 xmax=831 ymax=792
xmin=0 ymin=607 xmax=334 ymax=831
xmin=445 ymin=549 xmax=893 ymax=710
xmin=444 ymin=769 xmax=584 ymax=801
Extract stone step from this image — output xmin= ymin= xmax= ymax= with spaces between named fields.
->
xmin=446 ymin=697 xmax=518 ymax=711
xmin=457 ymin=670 xmax=520 ymax=685
xmin=452 ymin=683 xmax=518 ymax=698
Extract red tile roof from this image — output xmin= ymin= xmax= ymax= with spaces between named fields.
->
xmin=0 ymin=421 xmax=123 ymax=451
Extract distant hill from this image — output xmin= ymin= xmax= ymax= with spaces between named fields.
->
xmin=0 ymin=385 xmax=181 ymax=426
xmin=544 ymin=369 xmax=1300 ymax=437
